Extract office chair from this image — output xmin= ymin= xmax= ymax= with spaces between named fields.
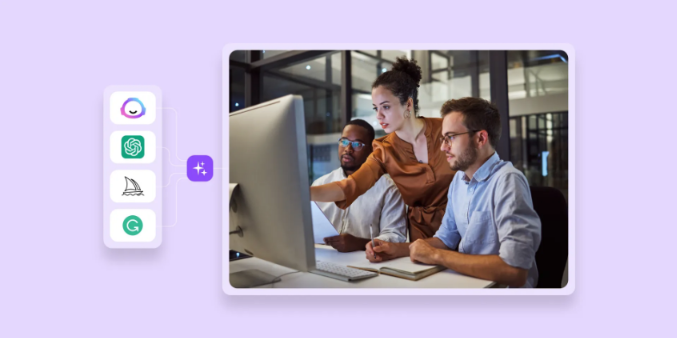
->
xmin=530 ymin=186 xmax=568 ymax=288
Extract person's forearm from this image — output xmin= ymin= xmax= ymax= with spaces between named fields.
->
xmin=390 ymin=238 xmax=445 ymax=257
xmin=424 ymin=237 xmax=450 ymax=250
xmin=310 ymin=183 xmax=346 ymax=202
xmin=432 ymin=251 xmax=528 ymax=287
xmin=382 ymin=238 xmax=446 ymax=258
xmin=390 ymin=242 xmax=412 ymax=258
xmin=354 ymin=237 xmax=370 ymax=251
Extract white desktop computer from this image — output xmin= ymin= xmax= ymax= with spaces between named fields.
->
xmin=228 ymin=95 xmax=376 ymax=287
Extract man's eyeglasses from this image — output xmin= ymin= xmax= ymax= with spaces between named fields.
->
xmin=338 ymin=138 xmax=367 ymax=150
xmin=439 ymin=130 xmax=478 ymax=146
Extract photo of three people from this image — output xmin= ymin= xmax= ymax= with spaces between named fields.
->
xmin=227 ymin=48 xmax=569 ymax=291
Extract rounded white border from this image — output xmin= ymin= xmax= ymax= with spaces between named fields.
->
xmin=222 ymin=43 xmax=575 ymax=295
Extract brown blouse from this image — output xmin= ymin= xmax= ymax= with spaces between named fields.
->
xmin=334 ymin=117 xmax=456 ymax=241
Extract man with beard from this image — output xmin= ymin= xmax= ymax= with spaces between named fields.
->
xmin=312 ymin=119 xmax=407 ymax=252
xmin=366 ymin=98 xmax=542 ymax=287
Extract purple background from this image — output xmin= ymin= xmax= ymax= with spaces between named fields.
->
xmin=1 ymin=0 xmax=675 ymax=336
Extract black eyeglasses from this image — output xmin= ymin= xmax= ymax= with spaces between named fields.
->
xmin=338 ymin=138 xmax=367 ymax=150
xmin=439 ymin=130 xmax=478 ymax=146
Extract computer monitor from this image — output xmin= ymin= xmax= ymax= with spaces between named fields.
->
xmin=228 ymin=95 xmax=316 ymax=286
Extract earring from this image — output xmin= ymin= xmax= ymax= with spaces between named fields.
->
xmin=405 ymin=110 xmax=410 ymax=119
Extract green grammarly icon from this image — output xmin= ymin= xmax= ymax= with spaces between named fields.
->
xmin=123 ymin=215 xmax=143 ymax=236
xmin=121 ymin=135 xmax=145 ymax=159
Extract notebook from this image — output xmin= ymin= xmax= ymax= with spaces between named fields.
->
xmin=348 ymin=257 xmax=446 ymax=281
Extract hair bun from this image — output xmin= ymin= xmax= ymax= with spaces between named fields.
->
xmin=391 ymin=57 xmax=422 ymax=86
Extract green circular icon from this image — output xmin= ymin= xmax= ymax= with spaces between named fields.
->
xmin=123 ymin=215 xmax=143 ymax=236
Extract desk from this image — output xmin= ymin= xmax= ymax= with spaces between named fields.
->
xmin=230 ymin=245 xmax=495 ymax=288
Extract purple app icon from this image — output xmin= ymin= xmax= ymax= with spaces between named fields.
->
xmin=187 ymin=155 xmax=213 ymax=182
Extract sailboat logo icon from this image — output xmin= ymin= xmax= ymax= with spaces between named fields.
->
xmin=122 ymin=176 xmax=144 ymax=196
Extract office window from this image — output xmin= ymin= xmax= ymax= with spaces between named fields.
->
xmin=507 ymin=50 xmax=569 ymax=199
xmin=228 ymin=49 xmax=568 ymax=193
xmin=381 ymin=50 xmax=408 ymax=62
xmin=350 ymin=50 xmax=491 ymax=137
xmin=259 ymin=52 xmax=343 ymax=183
xmin=229 ymin=67 xmax=245 ymax=113
xmin=352 ymin=51 xmax=391 ymax=93
xmin=351 ymin=51 xmax=393 ymax=138
xmin=261 ymin=50 xmax=290 ymax=59
xmin=418 ymin=50 xmax=491 ymax=118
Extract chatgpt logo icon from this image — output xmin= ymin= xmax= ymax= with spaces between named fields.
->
xmin=121 ymin=135 xmax=145 ymax=159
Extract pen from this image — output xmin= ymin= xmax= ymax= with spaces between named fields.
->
xmin=370 ymin=224 xmax=378 ymax=257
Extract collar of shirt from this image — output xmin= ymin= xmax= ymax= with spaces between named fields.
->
xmin=388 ymin=117 xmax=430 ymax=154
xmin=462 ymin=152 xmax=501 ymax=184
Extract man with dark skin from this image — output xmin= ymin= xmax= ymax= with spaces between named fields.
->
xmin=312 ymin=119 xmax=407 ymax=252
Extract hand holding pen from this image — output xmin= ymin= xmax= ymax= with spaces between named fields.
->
xmin=366 ymin=224 xmax=400 ymax=262
xmin=367 ymin=224 xmax=381 ymax=261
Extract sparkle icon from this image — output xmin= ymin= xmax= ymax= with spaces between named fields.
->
xmin=187 ymin=155 xmax=213 ymax=182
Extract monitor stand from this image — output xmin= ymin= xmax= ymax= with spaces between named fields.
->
xmin=230 ymin=269 xmax=280 ymax=288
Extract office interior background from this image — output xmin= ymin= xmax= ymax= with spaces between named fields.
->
xmin=229 ymin=50 xmax=569 ymax=201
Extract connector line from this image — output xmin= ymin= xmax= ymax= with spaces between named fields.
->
xmin=158 ymin=107 xmax=186 ymax=162
xmin=164 ymin=177 xmax=186 ymax=228
xmin=159 ymin=147 xmax=185 ymax=167
xmin=163 ymin=173 xmax=186 ymax=188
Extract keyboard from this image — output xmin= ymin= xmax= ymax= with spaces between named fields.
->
xmin=311 ymin=260 xmax=378 ymax=282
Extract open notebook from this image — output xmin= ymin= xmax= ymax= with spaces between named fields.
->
xmin=348 ymin=257 xmax=446 ymax=281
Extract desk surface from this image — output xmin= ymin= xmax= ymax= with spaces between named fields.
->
xmin=230 ymin=245 xmax=495 ymax=288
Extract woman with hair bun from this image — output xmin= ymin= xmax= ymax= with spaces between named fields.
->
xmin=311 ymin=56 xmax=456 ymax=253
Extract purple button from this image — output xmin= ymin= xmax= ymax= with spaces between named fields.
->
xmin=187 ymin=155 xmax=213 ymax=182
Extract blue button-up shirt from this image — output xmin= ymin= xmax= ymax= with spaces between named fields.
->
xmin=434 ymin=152 xmax=542 ymax=287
